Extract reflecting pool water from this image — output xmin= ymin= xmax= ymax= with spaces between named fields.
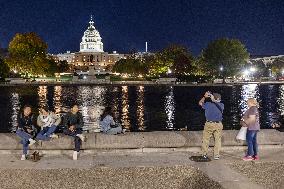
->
xmin=0 ymin=84 xmax=282 ymax=132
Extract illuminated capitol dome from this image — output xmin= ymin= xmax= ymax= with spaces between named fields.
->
xmin=80 ymin=16 xmax=104 ymax=52
xmin=54 ymin=16 xmax=127 ymax=71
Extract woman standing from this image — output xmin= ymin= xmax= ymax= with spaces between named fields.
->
xmin=242 ymin=98 xmax=260 ymax=161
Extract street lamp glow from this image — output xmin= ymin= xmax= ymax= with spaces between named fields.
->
xmin=250 ymin=67 xmax=256 ymax=72
xmin=167 ymin=69 xmax=172 ymax=74
xmin=220 ymin=66 xmax=224 ymax=71
xmin=243 ymin=69 xmax=250 ymax=76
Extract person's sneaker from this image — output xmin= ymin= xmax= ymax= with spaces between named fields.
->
xmin=272 ymin=123 xmax=280 ymax=128
xmin=121 ymin=129 xmax=126 ymax=134
xmin=21 ymin=154 xmax=26 ymax=161
xmin=73 ymin=151 xmax=78 ymax=160
xmin=28 ymin=139 xmax=36 ymax=146
xmin=76 ymin=134 xmax=86 ymax=142
xmin=214 ymin=156 xmax=220 ymax=160
xmin=242 ymin=156 xmax=254 ymax=161
xmin=50 ymin=134 xmax=59 ymax=139
xmin=253 ymin=155 xmax=259 ymax=160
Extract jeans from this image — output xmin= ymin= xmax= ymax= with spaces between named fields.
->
xmin=36 ymin=125 xmax=57 ymax=141
xmin=246 ymin=130 xmax=258 ymax=156
xmin=64 ymin=129 xmax=82 ymax=152
xmin=105 ymin=126 xmax=123 ymax=135
xmin=16 ymin=129 xmax=32 ymax=155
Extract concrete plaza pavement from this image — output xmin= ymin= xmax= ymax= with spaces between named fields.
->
xmin=0 ymin=147 xmax=284 ymax=189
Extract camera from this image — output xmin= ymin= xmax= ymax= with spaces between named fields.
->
xmin=207 ymin=91 xmax=213 ymax=98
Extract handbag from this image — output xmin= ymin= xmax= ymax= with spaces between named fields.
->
xmin=236 ymin=126 xmax=247 ymax=141
xmin=31 ymin=151 xmax=41 ymax=162
xmin=240 ymin=120 xmax=248 ymax=127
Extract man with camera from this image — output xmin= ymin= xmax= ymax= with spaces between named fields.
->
xmin=199 ymin=91 xmax=224 ymax=160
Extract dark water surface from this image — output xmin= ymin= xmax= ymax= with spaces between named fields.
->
xmin=0 ymin=84 xmax=282 ymax=132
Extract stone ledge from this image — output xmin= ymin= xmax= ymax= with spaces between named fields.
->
xmin=1 ymin=129 xmax=283 ymax=151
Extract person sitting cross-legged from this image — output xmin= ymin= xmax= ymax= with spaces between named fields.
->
xmin=63 ymin=104 xmax=86 ymax=160
xmin=36 ymin=106 xmax=61 ymax=141
xmin=16 ymin=105 xmax=37 ymax=160
xmin=99 ymin=107 xmax=126 ymax=135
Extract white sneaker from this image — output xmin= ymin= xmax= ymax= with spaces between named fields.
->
xmin=121 ymin=129 xmax=126 ymax=134
xmin=50 ymin=134 xmax=59 ymax=139
xmin=214 ymin=156 xmax=220 ymax=160
xmin=73 ymin=151 xmax=78 ymax=160
xmin=21 ymin=154 xmax=26 ymax=161
xmin=76 ymin=134 xmax=86 ymax=142
xmin=28 ymin=139 xmax=36 ymax=146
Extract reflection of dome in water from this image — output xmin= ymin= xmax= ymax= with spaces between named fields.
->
xmin=78 ymin=86 xmax=106 ymax=132
xmin=80 ymin=15 xmax=104 ymax=52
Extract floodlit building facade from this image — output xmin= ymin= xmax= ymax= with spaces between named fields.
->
xmin=53 ymin=16 xmax=127 ymax=72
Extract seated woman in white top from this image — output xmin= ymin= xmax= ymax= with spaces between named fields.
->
xmin=36 ymin=106 xmax=61 ymax=140
xmin=99 ymin=107 xmax=125 ymax=135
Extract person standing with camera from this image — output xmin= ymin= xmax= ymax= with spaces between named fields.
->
xmin=199 ymin=91 xmax=224 ymax=160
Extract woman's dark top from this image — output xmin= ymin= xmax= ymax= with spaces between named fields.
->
xmin=17 ymin=113 xmax=36 ymax=133
xmin=63 ymin=112 xmax=83 ymax=129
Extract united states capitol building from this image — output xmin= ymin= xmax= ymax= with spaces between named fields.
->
xmin=53 ymin=16 xmax=127 ymax=72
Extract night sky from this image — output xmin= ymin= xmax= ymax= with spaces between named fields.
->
xmin=0 ymin=0 xmax=283 ymax=55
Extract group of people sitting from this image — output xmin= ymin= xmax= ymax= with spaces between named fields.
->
xmin=16 ymin=104 xmax=125 ymax=161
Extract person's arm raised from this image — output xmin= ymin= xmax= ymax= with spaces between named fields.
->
xmin=199 ymin=96 xmax=206 ymax=106
xmin=199 ymin=92 xmax=210 ymax=106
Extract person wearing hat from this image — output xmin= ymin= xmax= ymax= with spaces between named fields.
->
xmin=199 ymin=91 xmax=224 ymax=160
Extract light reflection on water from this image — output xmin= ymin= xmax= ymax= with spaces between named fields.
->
xmin=77 ymin=86 xmax=106 ymax=131
xmin=38 ymin=86 xmax=48 ymax=109
xmin=121 ymin=86 xmax=131 ymax=130
xmin=53 ymin=86 xmax=62 ymax=114
xmin=239 ymin=84 xmax=259 ymax=115
xmin=5 ymin=84 xmax=284 ymax=132
xmin=260 ymin=85 xmax=279 ymax=127
xmin=165 ymin=87 xmax=175 ymax=129
xmin=136 ymin=86 xmax=145 ymax=131
xmin=112 ymin=87 xmax=120 ymax=120
xmin=10 ymin=93 xmax=20 ymax=132
xmin=278 ymin=85 xmax=284 ymax=116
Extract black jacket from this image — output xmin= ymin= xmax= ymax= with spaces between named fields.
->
xmin=18 ymin=113 xmax=37 ymax=134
